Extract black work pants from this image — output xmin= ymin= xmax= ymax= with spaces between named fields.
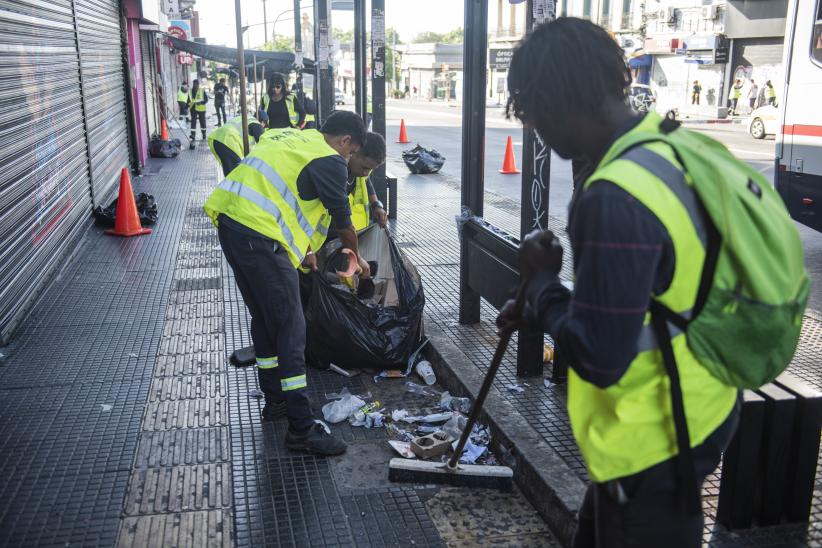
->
xmin=213 ymin=141 xmax=241 ymax=177
xmin=217 ymin=220 xmax=314 ymax=431
xmin=178 ymin=101 xmax=189 ymax=119
xmin=190 ymin=110 xmax=206 ymax=139
xmin=215 ymin=102 xmax=227 ymax=126
xmin=573 ymin=399 xmax=739 ymax=548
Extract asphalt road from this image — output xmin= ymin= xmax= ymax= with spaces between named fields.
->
xmin=381 ymin=99 xmax=822 ymax=311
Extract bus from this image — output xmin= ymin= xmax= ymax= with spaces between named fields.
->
xmin=776 ymin=0 xmax=822 ymax=232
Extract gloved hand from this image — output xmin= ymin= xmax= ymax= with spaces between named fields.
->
xmin=520 ymin=229 xmax=563 ymax=279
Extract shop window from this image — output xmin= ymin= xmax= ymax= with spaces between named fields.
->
xmin=814 ymin=2 xmax=822 ymax=64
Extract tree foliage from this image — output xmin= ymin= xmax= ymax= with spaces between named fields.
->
xmin=262 ymin=35 xmax=295 ymax=52
xmin=412 ymin=27 xmax=463 ymax=44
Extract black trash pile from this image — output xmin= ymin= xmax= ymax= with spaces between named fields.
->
xmin=402 ymin=145 xmax=445 ymax=174
xmin=92 ymin=193 xmax=158 ymax=227
xmin=304 ymin=225 xmax=425 ymax=370
xmin=149 ymin=137 xmax=181 ymax=158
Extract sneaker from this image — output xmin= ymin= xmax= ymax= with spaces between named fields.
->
xmin=261 ymin=400 xmax=287 ymax=422
xmin=286 ymin=423 xmax=347 ymax=456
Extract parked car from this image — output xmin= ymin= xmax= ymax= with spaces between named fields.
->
xmin=748 ymin=105 xmax=779 ymax=139
xmin=629 ymin=84 xmax=656 ymax=113
xmin=335 ymin=88 xmax=345 ymax=105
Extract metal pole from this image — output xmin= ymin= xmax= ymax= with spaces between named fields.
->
xmin=235 ymin=0 xmax=250 ymax=154
xmin=263 ymin=0 xmax=268 ymax=45
xmin=516 ymin=0 xmax=555 ymax=376
xmin=314 ymin=0 xmax=334 ymax=124
xmin=293 ymin=0 xmax=303 ymax=103
xmin=252 ymin=51 xmax=258 ymax=114
xmin=354 ymin=0 xmax=367 ymax=121
xmin=458 ymin=0 xmax=488 ymax=325
xmin=371 ymin=0 xmax=387 ymax=207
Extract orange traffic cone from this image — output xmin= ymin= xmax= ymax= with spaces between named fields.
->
xmin=160 ymin=119 xmax=169 ymax=141
xmin=397 ymin=119 xmax=410 ymax=144
xmin=499 ymin=136 xmax=520 ymax=174
xmin=105 ymin=168 xmax=153 ymax=237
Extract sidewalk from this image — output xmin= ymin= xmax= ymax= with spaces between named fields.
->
xmin=0 ymin=128 xmax=559 ymax=548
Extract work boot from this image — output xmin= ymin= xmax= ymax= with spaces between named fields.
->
xmin=261 ymin=400 xmax=287 ymax=422
xmin=189 ymin=141 xmax=195 ymax=150
xmin=286 ymin=423 xmax=347 ymax=456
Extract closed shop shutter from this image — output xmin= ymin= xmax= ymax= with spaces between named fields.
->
xmin=0 ymin=1 xmax=94 ymax=344
xmin=141 ymin=31 xmax=159 ymax=139
xmin=732 ymin=38 xmax=784 ymax=69
xmin=74 ymin=0 xmax=131 ymax=206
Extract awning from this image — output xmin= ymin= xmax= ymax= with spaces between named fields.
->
xmin=628 ymin=54 xmax=652 ymax=68
xmin=166 ymin=35 xmax=315 ymax=74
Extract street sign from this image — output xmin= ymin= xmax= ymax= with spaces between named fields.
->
xmin=489 ymin=48 xmax=513 ymax=70
xmin=714 ymin=46 xmax=730 ymax=64
xmin=161 ymin=0 xmax=180 ymax=17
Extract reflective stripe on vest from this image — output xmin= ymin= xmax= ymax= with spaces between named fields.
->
xmin=262 ymin=94 xmax=299 ymax=126
xmin=208 ymin=116 xmax=258 ymax=159
xmin=568 ymin=112 xmax=737 ymax=483
xmin=349 ymin=176 xmax=371 ymax=231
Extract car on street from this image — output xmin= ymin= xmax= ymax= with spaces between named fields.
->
xmin=629 ymin=84 xmax=656 ymax=113
xmin=748 ymin=105 xmax=779 ymax=139
xmin=335 ymin=88 xmax=345 ymax=105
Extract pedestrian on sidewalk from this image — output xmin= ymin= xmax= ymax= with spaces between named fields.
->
xmin=188 ymin=79 xmax=208 ymax=149
xmin=728 ymin=79 xmax=743 ymax=115
xmin=214 ymin=77 xmax=229 ymax=127
xmin=691 ymin=80 xmax=701 ymax=105
xmin=177 ymin=82 xmax=190 ymax=122
xmin=748 ymin=80 xmax=758 ymax=112
xmin=263 ymin=73 xmax=306 ymax=129
xmin=765 ymin=80 xmax=777 ymax=106
xmin=207 ymin=111 xmax=268 ymax=176
xmin=500 ymin=17 xmax=739 ymax=548
xmin=204 ymin=111 xmax=369 ymax=456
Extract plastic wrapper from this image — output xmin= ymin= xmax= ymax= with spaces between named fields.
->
xmin=93 ymin=193 xmax=159 ymax=227
xmin=305 ymin=225 xmax=425 ymax=370
xmin=321 ymin=392 xmax=366 ymax=423
xmin=402 ymin=144 xmax=445 ymax=174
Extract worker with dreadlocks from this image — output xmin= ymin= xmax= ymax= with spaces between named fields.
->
xmin=498 ymin=18 xmax=739 ymax=547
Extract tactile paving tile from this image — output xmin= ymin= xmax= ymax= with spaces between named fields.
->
xmin=118 ymin=509 xmax=233 ymax=547
xmin=153 ymin=351 xmax=225 ymax=377
xmin=148 ymin=374 xmax=228 ymax=401
xmin=134 ymin=428 xmax=231 ymax=468
xmin=122 ymin=463 xmax=232 ymax=515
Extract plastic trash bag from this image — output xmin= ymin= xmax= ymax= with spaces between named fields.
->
xmin=321 ymin=390 xmax=366 ymax=423
xmin=149 ymin=138 xmax=181 ymax=158
xmin=92 ymin=193 xmax=159 ymax=227
xmin=402 ymin=145 xmax=445 ymax=174
xmin=305 ymin=225 xmax=425 ymax=370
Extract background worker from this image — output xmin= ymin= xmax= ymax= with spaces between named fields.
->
xmin=691 ymin=80 xmax=701 ymax=105
xmin=204 ymin=111 xmax=368 ymax=456
xmin=728 ymin=78 xmax=743 ymax=114
xmin=213 ymin=77 xmax=229 ymax=127
xmin=263 ymin=73 xmax=306 ymax=129
xmin=207 ymin=111 xmax=268 ymax=176
xmin=177 ymin=82 xmax=190 ymax=122
xmin=499 ymin=18 xmax=739 ymax=547
xmin=188 ymin=78 xmax=209 ymax=149
xmin=346 ymin=132 xmax=387 ymax=231
xmin=765 ymin=80 xmax=777 ymax=105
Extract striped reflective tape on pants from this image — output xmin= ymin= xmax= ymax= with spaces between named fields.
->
xmin=256 ymin=356 xmax=279 ymax=369
xmin=281 ymin=374 xmax=307 ymax=391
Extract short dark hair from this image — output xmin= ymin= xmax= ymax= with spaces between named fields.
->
xmin=320 ymin=111 xmax=367 ymax=146
xmin=267 ymin=73 xmax=288 ymax=95
xmin=506 ymin=18 xmax=631 ymax=127
xmin=360 ymin=132 xmax=386 ymax=163
xmin=219 ymin=77 xmax=226 ymax=82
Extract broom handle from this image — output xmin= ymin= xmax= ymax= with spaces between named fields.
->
xmin=447 ymin=277 xmax=529 ymax=470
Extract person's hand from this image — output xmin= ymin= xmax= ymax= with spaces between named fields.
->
xmin=520 ymin=229 xmax=563 ymax=279
xmin=301 ymin=252 xmax=318 ymax=271
xmin=357 ymin=256 xmax=371 ymax=278
xmin=495 ymin=298 xmax=525 ymax=333
xmin=372 ymin=205 xmax=388 ymax=228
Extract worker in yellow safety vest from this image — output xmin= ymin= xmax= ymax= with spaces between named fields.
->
xmin=765 ymin=80 xmax=777 ymax=106
xmin=728 ymin=78 xmax=743 ymax=115
xmin=188 ymin=79 xmax=209 ymax=149
xmin=204 ymin=111 xmax=368 ymax=456
xmin=345 ymin=131 xmax=387 ymax=232
xmin=207 ymin=111 xmax=268 ymax=176
xmin=498 ymin=18 xmax=739 ymax=547
xmin=177 ymin=82 xmax=190 ymax=122
xmin=262 ymin=73 xmax=305 ymax=129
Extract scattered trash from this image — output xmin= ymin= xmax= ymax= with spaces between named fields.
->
xmin=415 ymin=360 xmax=436 ymax=386
xmin=440 ymin=391 xmax=472 ymax=414
xmin=388 ymin=440 xmax=416 ymax=459
xmin=392 ymin=409 xmax=410 ymax=422
xmin=411 ymin=431 xmax=453 ymax=459
xmin=328 ymin=363 xmax=353 ymax=377
xmin=544 ymin=379 xmax=553 ymax=389
xmin=128 ymin=352 xmax=138 ymax=358
xmin=405 ymin=338 xmax=430 ymax=375
xmin=248 ymin=389 xmax=264 ymax=399
xmin=402 ymin=144 xmax=446 ymax=174
xmin=93 ymin=193 xmax=158 ymax=227
xmin=544 ymin=344 xmax=555 ymax=363
xmin=401 ymin=412 xmax=452 ymax=425
xmin=374 ymin=369 xmax=406 ymax=383
xmin=349 ymin=401 xmax=382 ymax=425
xmin=453 ymin=439 xmax=487 ymax=464
xmin=387 ymin=423 xmax=414 ymax=442
xmin=100 ymin=404 xmax=112 ymax=412
xmin=442 ymin=413 xmax=469 ymax=440
xmin=404 ymin=381 xmax=438 ymax=397
xmin=321 ymin=391 xmax=366 ymax=423
xmin=505 ymin=383 xmax=526 ymax=393
xmin=149 ymin=137 xmax=181 ymax=158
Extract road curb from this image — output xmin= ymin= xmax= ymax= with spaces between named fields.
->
xmin=424 ymin=323 xmax=586 ymax=547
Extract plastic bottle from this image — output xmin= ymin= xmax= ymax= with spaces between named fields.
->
xmin=416 ymin=360 xmax=436 ymax=385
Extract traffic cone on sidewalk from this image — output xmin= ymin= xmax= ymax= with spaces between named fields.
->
xmin=160 ymin=119 xmax=169 ymax=141
xmin=105 ymin=168 xmax=153 ymax=238
xmin=397 ymin=119 xmax=411 ymax=144
xmin=499 ymin=136 xmax=520 ymax=174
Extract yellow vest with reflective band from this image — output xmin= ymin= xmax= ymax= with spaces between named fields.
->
xmin=569 ymin=112 xmax=737 ymax=483
xmin=208 ymin=116 xmax=258 ymax=160
xmin=204 ymin=128 xmax=338 ymax=268
xmin=349 ymin=176 xmax=371 ymax=231
xmin=262 ymin=94 xmax=299 ymax=126
xmin=177 ymin=88 xmax=190 ymax=102
xmin=367 ymin=96 xmax=372 ymax=114
xmin=766 ymin=85 xmax=776 ymax=99
xmin=191 ymin=88 xmax=206 ymax=112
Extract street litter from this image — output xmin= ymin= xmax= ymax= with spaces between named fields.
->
xmin=543 ymin=344 xmax=555 ymax=363
xmin=349 ymin=401 xmax=383 ymax=426
xmin=544 ymin=379 xmax=553 ymax=388
xmin=93 ymin=193 xmax=159 ymax=227
xmin=402 ymin=145 xmax=446 ymax=174
xmin=128 ymin=352 xmax=138 ymax=358
xmin=400 ymin=412 xmax=452 ymax=425
xmin=387 ymin=423 xmax=415 ymax=442
xmin=453 ymin=439 xmax=487 ymax=464
xmin=404 ymin=381 xmax=438 ymax=397
xmin=388 ymin=440 xmax=416 ymax=459
xmin=391 ymin=409 xmax=410 ymax=422
xmin=440 ymin=391 xmax=472 ymax=414
xmin=411 ymin=431 xmax=453 ymax=459
xmin=415 ymin=360 xmax=436 ymax=385
xmin=328 ymin=363 xmax=353 ymax=377
xmin=321 ymin=391 xmax=366 ymax=423
xmin=506 ymin=383 xmax=526 ymax=393
xmin=374 ymin=369 xmax=406 ymax=383
xmin=100 ymin=404 xmax=112 ymax=412
xmin=248 ymin=389 xmax=264 ymax=399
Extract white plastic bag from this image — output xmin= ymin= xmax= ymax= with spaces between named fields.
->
xmin=321 ymin=392 xmax=366 ymax=423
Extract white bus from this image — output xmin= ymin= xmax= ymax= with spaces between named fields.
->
xmin=776 ymin=0 xmax=822 ymax=232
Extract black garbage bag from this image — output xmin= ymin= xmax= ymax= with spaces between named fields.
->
xmin=402 ymin=144 xmax=445 ymax=174
xmin=92 ymin=193 xmax=159 ymax=227
xmin=149 ymin=138 xmax=181 ymax=158
xmin=304 ymin=225 xmax=425 ymax=370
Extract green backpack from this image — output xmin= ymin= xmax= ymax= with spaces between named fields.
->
xmin=609 ymin=113 xmax=810 ymax=390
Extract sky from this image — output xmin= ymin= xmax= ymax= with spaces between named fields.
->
xmin=196 ymin=0 xmax=467 ymax=49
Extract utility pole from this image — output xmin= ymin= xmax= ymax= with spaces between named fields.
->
xmin=235 ymin=0 xmax=250 ymax=154
xmin=263 ymin=0 xmax=268 ymax=45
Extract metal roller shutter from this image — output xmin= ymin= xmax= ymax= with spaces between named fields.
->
xmin=141 ymin=31 xmax=159 ymax=139
xmin=74 ymin=0 xmax=130 ymax=206
xmin=732 ymin=37 xmax=785 ymax=69
xmin=0 ymin=0 xmax=93 ymax=344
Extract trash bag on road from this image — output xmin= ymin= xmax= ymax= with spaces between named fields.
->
xmin=305 ymin=225 xmax=425 ymax=370
xmin=402 ymin=145 xmax=445 ymax=174
xmin=149 ymin=138 xmax=181 ymax=158
xmin=92 ymin=193 xmax=159 ymax=227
